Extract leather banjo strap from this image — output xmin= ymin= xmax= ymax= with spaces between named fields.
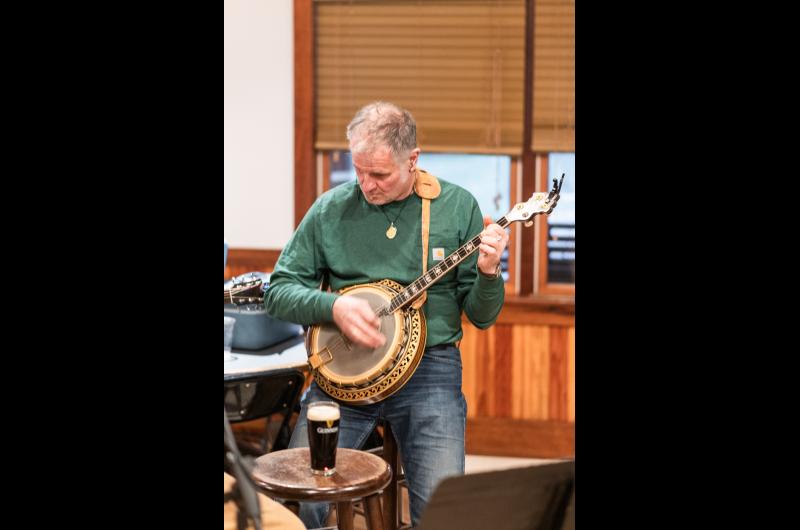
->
xmin=411 ymin=169 xmax=441 ymax=310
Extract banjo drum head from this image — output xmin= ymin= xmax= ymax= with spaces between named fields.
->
xmin=315 ymin=285 xmax=403 ymax=386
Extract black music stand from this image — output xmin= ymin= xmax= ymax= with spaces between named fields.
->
xmin=416 ymin=460 xmax=575 ymax=530
xmin=225 ymin=409 xmax=263 ymax=530
xmin=224 ymin=336 xmax=307 ymax=530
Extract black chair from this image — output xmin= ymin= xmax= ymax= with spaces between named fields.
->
xmin=224 ymin=366 xmax=306 ymax=458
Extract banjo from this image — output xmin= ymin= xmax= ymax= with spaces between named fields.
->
xmin=224 ymin=276 xmax=264 ymax=305
xmin=306 ymin=175 xmax=564 ymax=405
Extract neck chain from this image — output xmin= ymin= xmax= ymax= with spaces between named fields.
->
xmin=379 ymin=198 xmax=410 ymax=239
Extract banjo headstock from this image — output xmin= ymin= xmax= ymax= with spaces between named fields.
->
xmin=224 ymin=276 xmax=264 ymax=305
xmin=505 ymin=173 xmax=565 ymax=227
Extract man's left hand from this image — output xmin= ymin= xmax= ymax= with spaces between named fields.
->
xmin=477 ymin=220 xmax=508 ymax=276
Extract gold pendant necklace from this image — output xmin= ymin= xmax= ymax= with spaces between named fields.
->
xmin=379 ymin=198 xmax=410 ymax=240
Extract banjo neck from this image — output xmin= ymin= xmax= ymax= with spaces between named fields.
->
xmin=381 ymin=216 xmax=511 ymax=315
xmin=376 ymin=173 xmax=564 ymax=317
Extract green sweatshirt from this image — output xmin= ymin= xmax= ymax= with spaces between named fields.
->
xmin=264 ymin=176 xmax=505 ymax=346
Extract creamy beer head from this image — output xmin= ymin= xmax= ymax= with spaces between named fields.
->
xmin=307 ymin=404 xmax=340 ymax=422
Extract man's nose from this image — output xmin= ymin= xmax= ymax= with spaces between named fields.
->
xmin=361 ymin=176 xmax=377 ymax=192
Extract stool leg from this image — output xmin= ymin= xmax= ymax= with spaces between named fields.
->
xmin=382 ymin=423 xmax=399 ymax=530
xmin=336 ymin=501 xmax=355 ymax=530
xmin=364 ymin=494 xmax=385 ymax=530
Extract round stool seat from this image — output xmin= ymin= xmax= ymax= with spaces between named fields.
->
xmin=252 ymin=448 xmax=392 ymax=502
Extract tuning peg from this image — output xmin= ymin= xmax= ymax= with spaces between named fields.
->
xmin=524 ymin=221 xmax=533 ymax=227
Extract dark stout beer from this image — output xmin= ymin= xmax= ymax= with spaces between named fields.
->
xmin=307 ymin=402 xmax=340 ymax=476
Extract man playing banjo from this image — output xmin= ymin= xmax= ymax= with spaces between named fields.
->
xmin=264 ymin=101 xmax=508 ymax=528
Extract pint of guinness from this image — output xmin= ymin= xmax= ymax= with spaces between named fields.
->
xmin=306 ymin=401 xmax=340 ymax=476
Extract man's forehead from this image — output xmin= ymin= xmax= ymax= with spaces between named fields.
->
xmin=352 ymin=146 xmax=397 ymax=167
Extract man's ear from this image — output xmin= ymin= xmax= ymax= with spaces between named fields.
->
xmin=408 ymin=148 xmax=421 ymax=171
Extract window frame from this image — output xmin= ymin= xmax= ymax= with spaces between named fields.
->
xmin=535 ymin=153 xmax=575 ymax=296
xmin=293 ymin=0 xmax=573 ymax=303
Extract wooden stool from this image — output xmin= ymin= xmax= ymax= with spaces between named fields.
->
xmin=378 ymin=422 xmax=408 ymax=530
xmin=360 ymin=421 xmax=410 ymax=530
xmin=252 ymin=447 xmax=392 ymax=530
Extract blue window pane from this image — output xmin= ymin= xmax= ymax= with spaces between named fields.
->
xmin=547 ymin=153 xmax=575 ymax=284
xmin=330 ymin=151 xmax=356 ymax=187
xmin=419 ymin=153 xmax=511 ymax=282
xmin=417 ymin=153 xmax=510 ymax=222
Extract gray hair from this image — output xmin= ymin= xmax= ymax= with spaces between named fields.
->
xmin=346 ymin=101 xmax=417 ymax=161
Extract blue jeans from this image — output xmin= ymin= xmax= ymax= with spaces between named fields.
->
xmin=288 ymin=345 xmax=467 ymax=528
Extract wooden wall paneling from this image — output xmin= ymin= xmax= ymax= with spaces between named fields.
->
xmin=548 ymin=326 xmax=568 ymax=421
xmin=511 ymin=322 xmax=524 ymax=419
xmin=567 ymin=326 xmax=575 ymax=422
xmin=461 ymin=323 xmax=496 ymax=418
xmin=483 ymin=325 xmax=496 ymax=417
xmin=496 ymin=295 xmax=574 ymax=326
xmin=465 ymin=417 xmax=574 ymax=458
xmin=513 ymin=325 xmax=549 ymax=420
xmin=460 ymin=323 xmax=478 ymax=419
xmin=225 ymin=248 xmax=282 ymax=279
xmin=493 ymin=324 xmax=513 ymax=418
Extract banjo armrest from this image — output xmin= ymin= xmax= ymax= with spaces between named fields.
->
xmin=308 ymin=347 xmax=334 ymax=369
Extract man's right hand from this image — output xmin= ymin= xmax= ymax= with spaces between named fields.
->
xmin=332 ymin=296 xmax=386 ymax=349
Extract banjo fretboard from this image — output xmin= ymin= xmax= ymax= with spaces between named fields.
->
xmin=378 ymin=216 xmax=510 ymax=316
